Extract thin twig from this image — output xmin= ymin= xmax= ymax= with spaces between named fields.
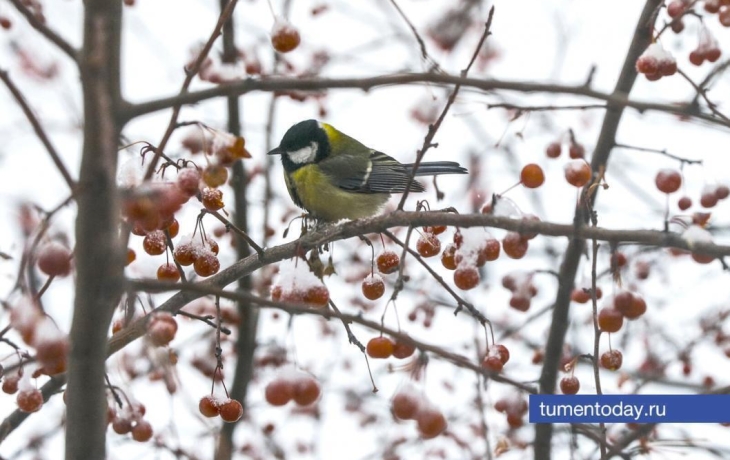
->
xmin=397 ymin=7 xmax=495 ymax=210
xmin=6 ymin=0 xmax=77 ymax=59
xmin=0 ymin=70 xmax=76 ymax=191
xmin=141 ymin=0 xmax=240 ymax=180
xmin=614 ymin=143 xmax=702 ymax=165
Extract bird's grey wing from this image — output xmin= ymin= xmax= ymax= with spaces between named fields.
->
xmin=319 ymin=151 xmax=424 ymax=193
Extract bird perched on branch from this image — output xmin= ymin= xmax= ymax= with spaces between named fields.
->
xmin=268 ymin=119 xmax=467 ymax=222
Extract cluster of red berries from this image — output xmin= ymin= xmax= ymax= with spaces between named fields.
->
xmin=700 ymin=0 xmax=730 ymax=27
xmin=173 ymin=236 xmax=221 ymax=278
xmin=690 ymin=27 xmax=722 ymax=65
xmin=146 ymin=312 xmax=178 ymax=347
xmin=494 ymin=395 xmax=528 ymax=428
xmin=546 ymin=139 xmax=586 ymax=159
xmin=502 ymin=272 xmax=538 ymax=312
xmin=270 ymin=260 xmax=330 ymax=308
xmin=391 ymin=388 xmax=447 ymax=439
xmin=570 ymin=285 xmax=603 ymax=303
xmin=698 ymin=184 xmax=729 ymax=209
xmin=3 ymin=372 xmax=44 ymax=413
xmin=271 ymin=281 xmax=329 ymax=308
xmin=598 ymin=289 xmax=647 ymax=333
xmin=445 ymin=229 xmax=500 ymax=290
xmin=481 ymin=344 xmax=510 ymax=372
xmin=365 ymin=336 xmax=416 ymax=359
xmin=264 ymin=371 xmax=321 ymax=407
xmin=635 ymin=43 xmax=677 ymax=81
xmin=110 ymin=403 xmax=154 ymax=442
xmin=9 ymin=300 xmax=69 ymax=375
xmin=198 ymin=395 xmax=244 ymax=422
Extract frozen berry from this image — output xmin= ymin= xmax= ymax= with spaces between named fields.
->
xmin=219 ymin=399 xmax=244 ymax=422
xmin=377 ymin=251 xmax=400 ymax=274
xmin=546 ymin=142 xmax=561 ymax=158
xmin=37 ymin=242 xmax=72 ymax=277
xmin=564 ymin=160 xmax=592 ymax=187
xmin=265 ymin=379 xmax=293 ymax=406
xmin=157 ymin=263 xmax=181 ymax=282
xmin=560 ymin=376 xmax=580 ymax=394
xmin=292 ymin=377 xmax=320 ymax=406
xmin=132 ymin=420 xmax=153 ymax=442
xmin=598 ymin=308 xmax=624 ymax=333
xmin=416 ymin=233 xmax=441 ymax=258
xmin=392 ymin=392 xmax=420 ymax=420
xmin=361 ymin=275 xmax=385 ymax=300
xmin=271 ymin=17 xmax=301 ymax=53
xmin=655 ymin=169 xmax=682 ymax=194
xmin=199 ymin=395 xmax=220 ymax=417
xmin=453 ymin=266 xmax=479 ymax=290
xmin=416 ymin=409 xmax=447 ymax=439
xmin=600 ymin=350 xmax=623 ymax=371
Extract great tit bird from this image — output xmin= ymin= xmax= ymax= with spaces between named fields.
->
xmin=268 ymin=120 xmax=468 ymax=222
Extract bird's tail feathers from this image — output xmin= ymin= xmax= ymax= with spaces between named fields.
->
xmin=405 ymin=161 xmax=468 ymax=176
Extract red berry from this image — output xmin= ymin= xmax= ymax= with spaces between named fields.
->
xmin=176 ymin=168 xmax=201 ymax=196
xmin=600 ymin=350 xmax=623 ymax=371
xmin=303 ymin=285 xmax=329 ymax=308
xmin=721 ymin=7 xmax=730 ymax=26
xmin=636 ymin=56 xmax=658 ymax=74
xmin=416 ymin=233 xmax=441 ymax=258
xmin=701 ymin=192 xmax=718 ymax=208
xmin=678 ymin=196 xmax=692 ymax=210
xmin=494 ymin=344 xmax=510 ymax=364
xmin=441 ymin=244 xmax=457 ymax=270
xmin=201 ymin=187 xmax=224 ymax=211
xmin=112 ymin=417 xmax=133 ymax=434
xmin=520 ymin=164 xmax=545 ymax=188
xmin=16 ymin=389 xmax=43 ymax=413
xmin=377 ymin=251 xmax=400 ymax=274
xmin=667 ymin=0 xmax=686 ymax=17
xmin=131 ymin=420 xmax=153 ymax=442
xmin=509 ymin=295 xmax=531 ymax=312
xmin=706 ymin=48 xmax=722 ymax=63
xmin=126 ymin=248 xmax=136 ymax=266
xmin=392 ymin=392 xmax=420 ymax=420
xmin=502 ymin=232 xmax=528 ymax=259
xmin=571 ymin=288 xmax=591 ymax=304
xmin=423 ymin=225 xmax=447 ymax=235
xmin=193 ymin=251 xmax=220 ymax=277
xmin=143 ymin=230 xmax=167 ymax=256
xmin=546 ymin=142 xmax=561 ymax=158
xmin=623 ymin=295 xmax=647 ymax=319
xmin=689 ymin=50 xmax=705 ymax=66
xmin=569 ymin=143 xmax=586 ymax=159
xmin=0 ymin=17 xmax=12 ymax=29
xmin=392 ymin=340 xmax=416 ymax=359
xmin=292 ymin=377 xmax=320 ymax=406
xmin=453 ymin=266 xmax=479 ymax=290
xmin=598 ymin=308 xmax=624 ymax=333
xmin=157 ymin=263 xmax=181 ymax=282
xmin=613 ymin=290 xmax=635 ymax=314
xmin=482 ymin=239 xmax=500 ymax=261
xmin=361 ymin=275 xmax=385 ymax=300
xmin=564 ymin=160 xmax=592 ymax=187
xmin=416 ymin=409 xmax=447 ymax=439
xmin=147 ymin=312 xmax=178 ymax=346
xmin=655 ymin=169 xmax=682 ymax=194
xmin=481 ymin=355 xmax=503 ymax=372
xmin=37 ymin=242 xmax=72 ymax=277
xmin=2 ymin=375 xmax=19 ymax=395
xmin=715 ymin=185 xmax=729 ymax=200
xmin=265 ymin=379 xmax=293 ymax=406
xmin=219 ymin=399 xmax=244 ymax=422
xmin=271 ymin=18 xmax=301 ymax=53
xmin=199 ymin=395 xmax=220 ymax=417
xmin=559 ymin=376 xmax=580 ymax=394
xmin=366 ymin=337 xmax=394 ymax=359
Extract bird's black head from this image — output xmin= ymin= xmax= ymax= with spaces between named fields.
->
xmin=268 ymin=119 xmax=331 ymax=172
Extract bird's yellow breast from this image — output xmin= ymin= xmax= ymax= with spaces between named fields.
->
xmin=288 ymin=165 xmax=389 ymax=221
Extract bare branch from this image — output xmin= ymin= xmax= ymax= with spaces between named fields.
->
xmin=0 ymin=70 xmax=76 ymax=191
xmin=397 ymin=7 xmax=495 ymax=210
xmin=141 ymin=0 xmax=240 ymax=180
xmin=121 ymin=73 xmax=730 ymax=129
xmin=6 ymin=0 xmax=77 ymax=59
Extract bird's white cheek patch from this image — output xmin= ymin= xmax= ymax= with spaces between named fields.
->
xmin=287 ymin=142 xmax=318 ymax=164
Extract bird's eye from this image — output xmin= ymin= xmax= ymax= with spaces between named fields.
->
xmin=286 ymin=142 xmax=318 ymax=164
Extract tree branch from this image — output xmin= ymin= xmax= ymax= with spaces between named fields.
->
xmin=534 ymin=1 xmax=662 ymax=458
xmin=0 ymin=70 xmax=76 ymax=191
xmin=6 ymin=0 xmax=78 ymax=60
xmin=121 ymin=74 xmax=730 ymax=129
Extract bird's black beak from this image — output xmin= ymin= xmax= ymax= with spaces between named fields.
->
xmin=267 ymin=147 xmax=283 ymax=156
